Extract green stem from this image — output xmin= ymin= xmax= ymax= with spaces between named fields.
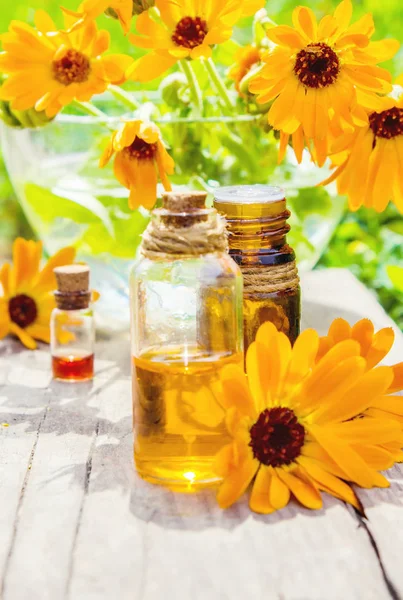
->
xmin=204 ymin=58 xmax=234 ymax=113
xmin=108 ymin=84 xmax=140 ymax=111
xmin=179 ymin=59 xmax=203 ymax=116
xmin=71 ymin=100 xmax=108 ymax=119
xmin=71 ymin=100 xmax=116 ymax=131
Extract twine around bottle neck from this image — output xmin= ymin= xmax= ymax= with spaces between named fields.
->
xmin=241 ymin=261 xmax=300 ymax=294
xmin=141 ymin=211 xmax=229 ymax=259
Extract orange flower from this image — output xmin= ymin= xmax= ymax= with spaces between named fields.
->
xmin=0 ymin=239 xmax=76 ymax=349
xmin=63 ymin=0 xmax=134 ymax=35
xmin=127 ymin=0 xmax=265 ymax=82
xmin=0 ymin=10 xmax=132 ymax=118
xmin=321 ymin=88 xmax=403 ymax=213
xmin=214 ymin=321 xmax=402 ymax=514
xmin=229 ymin=45 xmax=262 ymax=94
xmin=99 ymin=119 xmax=175 ymax=210
xmin=317 ymin=318 xmax=403 ymax=430
xmin=249 ymin=0 xmax=399 ymax=167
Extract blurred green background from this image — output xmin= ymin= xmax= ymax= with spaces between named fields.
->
xmin=0 ymin=0 xmax=402 ymax=327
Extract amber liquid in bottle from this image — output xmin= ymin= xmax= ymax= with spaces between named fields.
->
xmin=133 ymin=347 xmax=243 ymax=491
xmin=52 ymin=350 xmax=94 ymax=381
xmin=214 ymin=186 xmax=301 ymax=354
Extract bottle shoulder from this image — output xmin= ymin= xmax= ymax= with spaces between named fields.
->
xmin=131 ymin=252 xmax=241 ymax=279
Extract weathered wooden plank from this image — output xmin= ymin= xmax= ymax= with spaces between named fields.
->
xmin=0 ymin=269 xmax=402 ymax=600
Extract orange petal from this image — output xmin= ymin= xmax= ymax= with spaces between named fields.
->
xmin=35 ymin=247 xmax=76 ymax=292
xmin=220 ymin=364 xmax=256 ymax=417
xmin=298 ymin=456 xmax=360 ymax=509
xmin=127 ymin=52 xmax=177 ymax=83
xmin=327 ymin=317 xmax=351 ymax=343
xmin=0 ymin=263 xmax=11 ymax=297
xmin=308 ymin=424 xmax=390 ymax=488
xmin=0 ymin=299 xmax=11 ymax=339
xmin=365 ymin=328 xmax=395 ymax=369
xmin=292 ymin=6 xmax=318 ymax=42
xmin=249 ymin=466 xmax=276 ymax=514
xmin=213 ymin=443 xmax=236 ymax=478
xmin=128 ymin=158 xmax=158 ymax=211
xmin=390 ymin=361 xmax=403 ymax=395
xmin=26 ymin=323 xmax=51 ymax=344
xmin=269 ymin=467 xmax=290 ymax=510
xmin=353 ymin=444 xmax=397 ymax=471
xmin=216 ymin=456 xmax=259 ymax=509
xmin=351 ymin=319 xmax=375 ymax=356
xmin=9 ymin=322 xmax=37 ymax=349
xmin=314 ymin=365 xmax=393 ymax=424
xmin=285 ymin=328 xmax=319 ymax=389
xmin=277 ymin=468 xmax=322 ymax=509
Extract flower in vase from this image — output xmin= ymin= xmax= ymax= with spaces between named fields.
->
xmin=99 ymin=119 xmax=175 ymax=210
xmin=229 ymin=45 xmax=262 ymax=94
xmin=0 ymin=239 xmax=76 ymax=350
xmin=214 ymin=321 xmax=402 ymax=514
xmin=64 ymin=0 xmax=136 ymax=35
xmin=248 ymin=0 xmax=399 ymax=167
xmin=0 ymin=10 xmax=133 ymax=118
xmin=321 ymin=86 xmax=403 ymax=213
xmin=317 ymin=318 xmax=403 ymax=433
xmin=127 ymin=0 xmax=265 ymax=82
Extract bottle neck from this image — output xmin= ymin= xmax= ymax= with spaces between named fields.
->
xmin=214 ymin=197 xmax=292 ymax=257
xmin=225 ymin=209 xmax=291 ymax=251
xmin=55 ymin=291 xmax=91 ymax=311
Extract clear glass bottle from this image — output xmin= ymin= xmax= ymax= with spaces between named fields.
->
xmin=51 ymin=265 xmax=95 ymax=382
xmin=130 ymin=191 xmax=243 ymax=491
xmin=214 ymin=185 xmax=301 ymax=354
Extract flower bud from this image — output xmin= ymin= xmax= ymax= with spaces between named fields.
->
xmin=105 ymin=0 xmax=154 ymax=19
xmin=160 ymin=73 xmax=189 ymax=108
xmin=132 ymin=0 xmax=155 ymax=15
xmin=0 ymin=101 xmax=53 ymax=129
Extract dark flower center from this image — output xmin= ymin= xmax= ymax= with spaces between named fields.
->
xmin=8 ymin=294 xmax=38 ymax=329
xmin=249 ymin=407 xmax=305 ymax=467
xmin=172 ymin=16 xmax=208 ymax=49
xmin=125 ymin=137 xmax=157 ymax=160
xmin=294 ymin=43 xmax=339 ymax=88
xmin=369 ymin=107 xmax=403 ymax=140
xmin=52 ymin=49 xmax=91 ymax=86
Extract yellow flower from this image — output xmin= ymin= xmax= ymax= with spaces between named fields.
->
xmin=99 ymin=119 xmax=175 ymax=210
xmin=127 ymin=0 xmax=265 ymax=82
xmin=63 ymin=0 xmax=134 ymax=35
xmin=321 ymin=89 xmax=403 ymax=213
xmin=214 ymin=321 xmax=402 ymax=514
xmin=229 ymin=45 xmax=262 ymax=94
xmin=317 ymin=318 xmax=403 ymax=432
xmin=0 ymin=10 xmax=133 ymax=118
xmin=249 ymin=0 xmax=399 ymax=166
xmin=0 ymin=238 xmax=76 ymax=350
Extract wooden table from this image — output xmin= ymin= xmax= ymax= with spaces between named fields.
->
xmin=1 ymin=269 xmax=403 ymax=600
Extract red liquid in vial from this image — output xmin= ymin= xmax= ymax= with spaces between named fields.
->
xmin=52 ymin=352 xmax=94 ymax=381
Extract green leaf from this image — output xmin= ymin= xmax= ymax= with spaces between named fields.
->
xmin=385 ymin=220 xmax=403 ymax=236
xmin=288 ymin=187 xmax=333 ymax=218
xmin=24 ymin=183 xmax=114 ymax=235
xmin=387 ymin=265 xmax=403 ymax=292
xmin=78 ymin=210 xmax=150 ymax=258
xmin=213 ymin=40 xmax=241 ymax=67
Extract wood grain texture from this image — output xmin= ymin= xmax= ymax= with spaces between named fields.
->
xmin=0 ymin=269 xmax=402 ymax=600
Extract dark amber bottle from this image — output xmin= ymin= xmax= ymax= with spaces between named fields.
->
xmin=214 ymin=185 xmax=301 ymax=354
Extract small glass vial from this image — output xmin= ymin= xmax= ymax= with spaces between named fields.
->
xmin=130 ymin=191 xmax=243 ymax=491
xmin=214 ymin=185 xmax=301 ymax=354
xmin=51 ymin=265 xmax=95 ymax=382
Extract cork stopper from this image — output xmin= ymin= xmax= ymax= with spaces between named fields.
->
xmin=162 ymin=191 xmax=207 ymax=212
xmin=54 ymin=265 xmax=90 ymax=293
